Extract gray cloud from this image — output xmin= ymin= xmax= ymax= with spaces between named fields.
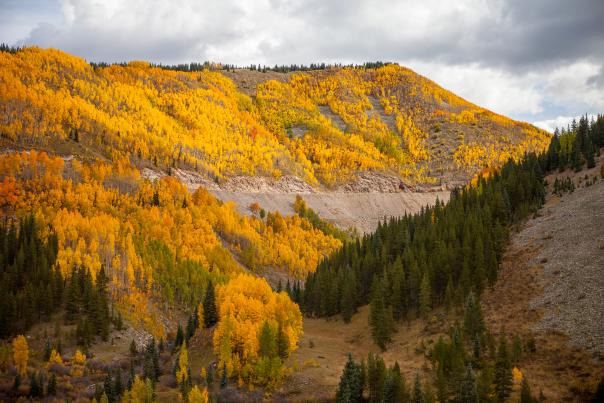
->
xmin=3 ymin=0 xmax=604 ymax=124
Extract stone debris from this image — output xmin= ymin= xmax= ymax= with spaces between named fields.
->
xmin=522 ymin=179 xmax=604 ymax=356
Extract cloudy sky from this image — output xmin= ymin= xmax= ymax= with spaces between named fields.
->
xmin=2 ymin=0 xmax=604 ymax=131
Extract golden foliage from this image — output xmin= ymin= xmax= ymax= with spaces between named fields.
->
xmin=0 ymin=48 xmax=549 ymax=188
xmin=48 ymin=349 xmax=63 ymax=366
xmin=213 ymin=274 xmax=302 ymax=384
xmin=12 ymin=335 xmax=28 ymax=376
xmin=513 ymin=366 xmax=523 ymax=383
xmin=0 ymin=150 xmax=338 ymax=336
xmin=188 ymin=385 xmax=209 ymax=403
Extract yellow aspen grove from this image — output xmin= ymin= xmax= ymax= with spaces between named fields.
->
xmin=213 ymin=274 xmax=302 ymax=387
xmin=0 ymin=150 xmax=340 ymax=337
xmin=12 ymin=335 xmax=28 ymax=376
xmin=188 ymin=385 xmax=209 ymax=403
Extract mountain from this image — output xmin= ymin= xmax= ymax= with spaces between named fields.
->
xmin=0 ymin=47 xmax=549 ymax=189
xmin=4 ymin=46 xmax=602 ymax=403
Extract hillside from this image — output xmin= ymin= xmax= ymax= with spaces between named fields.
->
xmin=7 ymin=45 xmax=601 ymax=403
xmin=0 ymin=47 xmax=550 ymax=190
xmin=263 ymin=156 xmax=604 ymax=402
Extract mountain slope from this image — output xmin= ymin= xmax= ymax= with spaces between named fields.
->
xmin=0 ymin=47 xmax=550 ymax=189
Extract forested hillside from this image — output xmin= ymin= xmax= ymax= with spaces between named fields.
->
xmin=0 ymin=47 xmax=549 ymax=187
xmin=4 ymin=45 xmax=602 ymax=402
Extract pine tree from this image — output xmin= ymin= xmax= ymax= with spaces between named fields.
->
xmin=29 ymin=371 xmax=40 ymax=397
xmin=174 ymin=324 xmax=184 ymax=348
xmin=43 ymin=338 xmax=52 ymax=361
xmin=412 ymin=374 xmax=423 ymax=403
xmin=47 ymin=373 xmax=57 ymax=395
xmin=336 ymin=354 xmax=363 ymax=403
xmin=494 ymin=332 xmax=513 ymax=402
xmin=203 ymin=281 xmax=218 ymax=328
xmin=277 ymin=325 xmax=290 ymax=360
xmin=380 ymin=362 xmax=407 ymax=403
xmin=341 ymin=270 xmax=357 ymax=323
xmin=367 ymin=352 xmax=386 ymax=402
xmin=458 ymin=365 xmax=478 ymax=403
xmin=520 ymin=377 xmax=534 ymax=403
xmin=220 ymin=361 xmax=228 ymax=388
xmin=369 ymin=280 xmax=394 ymax=351
xmin=463 ymin=292 xmax=485 ymax=343
xmin=258 ymin=321 xmax=277 ymax=358
xmin=113 ymin=368 xmax=123 ymax=397
xmin=419 ymin=272 xmax=432 ymax=318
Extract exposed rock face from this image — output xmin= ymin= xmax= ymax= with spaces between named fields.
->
xmin=337 ymin=171 xmax=405 ymax=193
xmin=221 ymin=175 xmax=315 ymax=193
xmin=141 ymin=167 xmax=451 ymax=233
xmin=210 ymin=190 xmax=450 ymax=234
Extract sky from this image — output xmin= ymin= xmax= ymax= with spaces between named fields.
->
xmin=2 ymin=0 xmax=604 ymax=132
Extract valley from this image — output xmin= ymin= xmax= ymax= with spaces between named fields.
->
xmin=0 ymin=44 xmax=602 ymax=403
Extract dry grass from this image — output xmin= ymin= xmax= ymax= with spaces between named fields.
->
xmin=271 ymin=306 xmax=453 ymax=401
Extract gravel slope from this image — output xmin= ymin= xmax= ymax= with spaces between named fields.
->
xmin=210 ymin=190 xmax=450 ymax=233
xmin=522 ymin=167 xmax=604 ymax=356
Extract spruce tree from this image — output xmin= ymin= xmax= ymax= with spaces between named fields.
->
xmin=277 ymin=325 xmax=290 ymax=360
xmin=419 ymin=272 xmax=432 ymax=318
xmin=47 ymin=373 xmax=57 ymax=395
xmin=341 ymin=270 xmax=357 ymax=323
xmin=463 ymin=292 xmax=485 ymax=343
xmin=336 ymin=354 xmax=363 ymax=403
xmin=220 ymin=361 xmax=228 ymax=388
xmin=412 ymin=374 xmax=423 ymax=403
xmin=203 ymin=281 xmax=218 ymax=328
xmin=494 ymin=332 xmax=513 ymax=402
xmin=367 ymin=352 xmax=386 ymax=402
xmin=369 ymin=280 xmax=394 ymax=351
xmin=520 ymin=377 xmax=534 ymax=403
xmin=174 ymin=324 xmax=184 ymax=349
xmin=458 ymin=365 xmax=478 ymax=403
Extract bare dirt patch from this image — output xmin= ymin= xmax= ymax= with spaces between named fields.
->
xmin=276 ymin=306 xmax=446 ymax=401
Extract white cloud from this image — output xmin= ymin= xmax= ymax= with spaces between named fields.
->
xmin=534 ymin=114 xmax=598 ymax=133
xmin=4 ymin=0 xmax=603 ymax=124
xmin=407 ymin=62 xmax=544 ymax=117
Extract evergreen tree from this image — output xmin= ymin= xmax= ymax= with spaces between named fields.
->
xmin=520 ymin=377 xmax=534 ymax=403
xmin=477 ymin=365 xmax=494 ymax=402
xmin=220 ymin=361 xmax=228 ymax=388
xmin=367 ymin=352 xmax=386 ymax=402
xmin=29 ymin=371 xmax=41 ymax=397
xmin=258 ymin=321 xmax=277 ymax=358
xmin=203 ymin=281 xmax=218 ymax=328
xmin=494 ymin=332 xmax=513 ymax=402
xmin=458 ymin=365 xmax=478 ymax=403
xmin=419 ymin=273 xmax=432 ymax=318
xmin=369 ymin=279 xmax=394 ymax=351
xmin=47 ymin=373 xmax=57 ymax=395
xmin=277 ymin=325 xmax=290 ymax=361
xmin=412 ymin=374 xmax=423 ymax=403
xmin=336 ymin=354 xmax=364 ymax=403
xmin=463 ymin=292 xmax=485 ymax=343
xmin=174 ymin=324 xmax=184 ymax=349
xmin=341 ymin=270 xmax=357 ymax=323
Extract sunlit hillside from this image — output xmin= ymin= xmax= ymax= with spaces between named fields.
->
xmin=0 ymin=47 xmax=550 ymax=187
